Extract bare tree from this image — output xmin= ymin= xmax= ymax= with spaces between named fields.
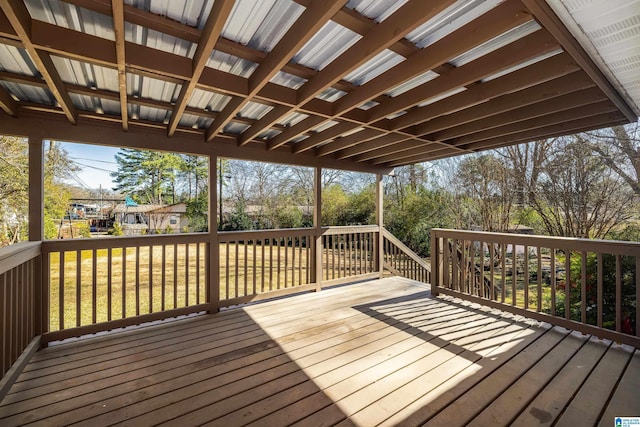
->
xmin=530 ymin=137 xmax=633 ymax=238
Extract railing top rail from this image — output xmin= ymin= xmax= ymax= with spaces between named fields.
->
xmin=0 ymin=241 xmax=41 ymax=275
xmin=322 ymin=225 xmax=379 ymax=235
xmin=432 ymin=228 xmax=640 ymax=255
xmin=41 ymin=233 xmax=210 ymax=252
xmin=218 ymin=227 xmax=313 ymax=241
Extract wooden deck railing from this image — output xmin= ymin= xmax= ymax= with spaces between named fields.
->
xmin=0 ymin=242 xmax=42 ymax=393
xmin=218 ymin=228 xmax=315 ymax=306
xmin=42 ymin=234 xmax=209 ymax=343
xmin=321 ymin=226 xmax=378 ymax=284
xmin=382 ymin=227 xmax=431 ymax=283
xmin=431 ymin=229 xmax=640 ymax=348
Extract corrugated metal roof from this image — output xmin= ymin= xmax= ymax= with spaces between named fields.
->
xmin=207 ymin=50 xmax=257 ymax=77
xmin=238 ymin=101 xmax=273 ymax=120
xmin=294 ymin=21 xmax=362 ymax=70
xmin=346 ymin=0 xmax=409 ymax=23
xmin=0 ymin=45 xmax=37 ymax=75
xmin=343 ymin=50 xmax=405 ymax=86
xmin=222 ymin=0 xmax=304 ymax=52
xmin=547 ymin=0 xmax=640 ymax=115
xmin=386 ymin=70 xmax=439 ymax=97
xmin=481 ymin=49 xmax=563 ymax=82
xmin=52 ymin=56 xmax=118 ymax=91
xmin=450 ymin=21 xmax=541 ymax=67
xmin=270 ymin=71 xmax=307 ymax=89
xmin=316 ymin=87 xmax=347 ymax=102
xmin=125 ymin=0 xmax=214 ymax=30
xmin=127 ymin=74 xmax=181 ymax=103
xmin=25 ymin=0 xmax=115 ymax=39
xmin=187 ymin=89 xmax=232 ymax=112
xmin=126 ymin=24 xmax=195 ymax=58
xmin=0 ymin=81 xmax=53 ymax=104
xmin=224 ymin=122 xmax=250 ymax=134
xmin=278 ymin=112 xmax=308 ymax=127
xmin=406 ymin=0 xmax=502 ymax=48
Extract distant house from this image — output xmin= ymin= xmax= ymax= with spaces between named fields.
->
xmin=148 ymin=203 xmax=189 ymax=233
xmin=112 ymin=203 xmax=189 ymax=235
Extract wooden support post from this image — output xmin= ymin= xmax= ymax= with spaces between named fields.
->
xmin=208 ymin=155 xmax=219 ymax=313
xmin=375 ymin=174 xmax=384 ymax=278
xmin=430 ymin=229 xmax=440 ymax=296
xmin=313 ymin=166 xmax=322 ymax=291
xmin=28 ymin=137 xmax=46 ymax=336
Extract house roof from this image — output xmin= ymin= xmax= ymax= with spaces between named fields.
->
xmin=0 ymin=0 xmax=637 ymax=172
xmin=149 ymin=203 xmax=188 ymax=214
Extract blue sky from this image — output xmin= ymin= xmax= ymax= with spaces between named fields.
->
xmin=56 ymin=141 xmax=121 ymax=191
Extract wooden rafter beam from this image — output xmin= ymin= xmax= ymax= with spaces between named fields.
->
xmin=0 ymin=0 xmax=77 ymax=124
xmin=334 ymin=133 xmax=411 ymax=160
xmin=427 ymin=87 xmax=606 ymax=141
xmin=365 ymin=29 xmax=560 ymax=124
xmin=247 ymin=0 xmax=458 ymax=150
xmin=206 ymin=0 xmax=346 ymax=142
xmin=521 ymin=0 xmax=636 ymax=122
xmin=394 ymin=112 xmax=628 ymax=165
xmin=111 ymin=0 xmax=127 ymax=130
xmin=292 ymin=121 xmax=359 ymax=154
xmin=412 ymin=70 xmax=594 ymax=136
xmin=386 ymin=53 xmax=580 ymax=131
xmin=168 ymin=0 xmax=234 ymax=137
xmin=374 ymin=103 xmax=620 ymax=166
xmin=0 ymin=83 xmax=18 ymax=116
xmin=314 ymin=128 xmax=381 ymax=156
xmin=445 ymin=100 xmax=618 ymax=146
xmin=268 ymin=0 xmax=532 ymax=151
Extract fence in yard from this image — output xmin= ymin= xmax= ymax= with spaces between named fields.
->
xmin=431 ymin=228 xmax=640 ymax=348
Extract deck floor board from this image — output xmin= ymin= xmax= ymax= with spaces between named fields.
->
xmin=0 ymin=277 xmax=636 ymax=426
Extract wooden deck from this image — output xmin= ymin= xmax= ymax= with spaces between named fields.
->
xmin=1 ymin=277 xmax=638 ymax=426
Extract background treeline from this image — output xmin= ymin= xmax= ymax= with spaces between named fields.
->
xmin=1 ymin=123 xmax=638 ymax=252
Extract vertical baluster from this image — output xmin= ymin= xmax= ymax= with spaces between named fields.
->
xmin=226 ymin=241 xmax=230 ymax=298
xmin=261 ymin=239 xmax=266 ymax=293
xmin=59 ymin=252 xmax=65 ymax=330
xmin=298 ymin=236 xmax=302 ymax=285
xmin=616 ymin=255 xmax=622 ymax=332
xmin=597 ymin=253 xmax=603 ymax=328
xmin=235 ymin=241 xmax=240 ymax=297
xmin=92 ymin=249 xmax=97 ymax=324
xmin=524 ymin=245 xmax=529 ymax=309
xmin=291 ymin=237 xmax=296 ymax=288
xmin=136 ymin=246 xmax=140 ymax=316
xmin=243 ymin=240 xmax=248 ymax=296
xmin=149 ymin=245 xmax=154 ymax=313
xmin=501 ymin=244 xmax=506 ymax=303
xmin=277 ymin=238 xmax=281 ymax=289
xmin=76 ymin=250 xmax=81 ymax=327
xmin=185 ymin=244 xmax=190 ymax=307
xmin=107 ymin=248 xmax=112 ymax=321
xmin=196 ymin=243 xmax=201 ymax=304
xmin=173 ymin=244 xmax=178 ymax=309
xmin=269 ymin=239 xmax=273 ymax=291
xmin=511 ymin=245 xmax=516 ymax=306
xmin=565 ymin=250 xmax=571 ymax=320
xmin=122 ymin=247 xmax=127 ymax=319
xmin=161 ymin=245 xmax=166 ymax=311
xmin=550 ymin=248 xmax=556 ymax=317
xmin=489 ymin=242 xmax=495 ymax=300
xmin=581 ymin=251 xmax=587 ymax=324
xmin=537 ymin=247 xmax=542 ymax=313
xmin=253 ymin=239 xmax=257 ymax=295
xmin=284 ymin=237 xmax=288 ymax=289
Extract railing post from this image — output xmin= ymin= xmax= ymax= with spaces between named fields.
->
xmin=375 ymin=174 xmax=384 ymax=278
xmin=312 ymin=166 xmax=322 ymax=291
xmin=208 ymin=155 xmax=220 ymax=313
xmin=430 ymin=230 xmax=439 ymax=296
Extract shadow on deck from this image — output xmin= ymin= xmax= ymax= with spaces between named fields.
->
xmin=0 ymin=277 xmax=638 ymax=426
